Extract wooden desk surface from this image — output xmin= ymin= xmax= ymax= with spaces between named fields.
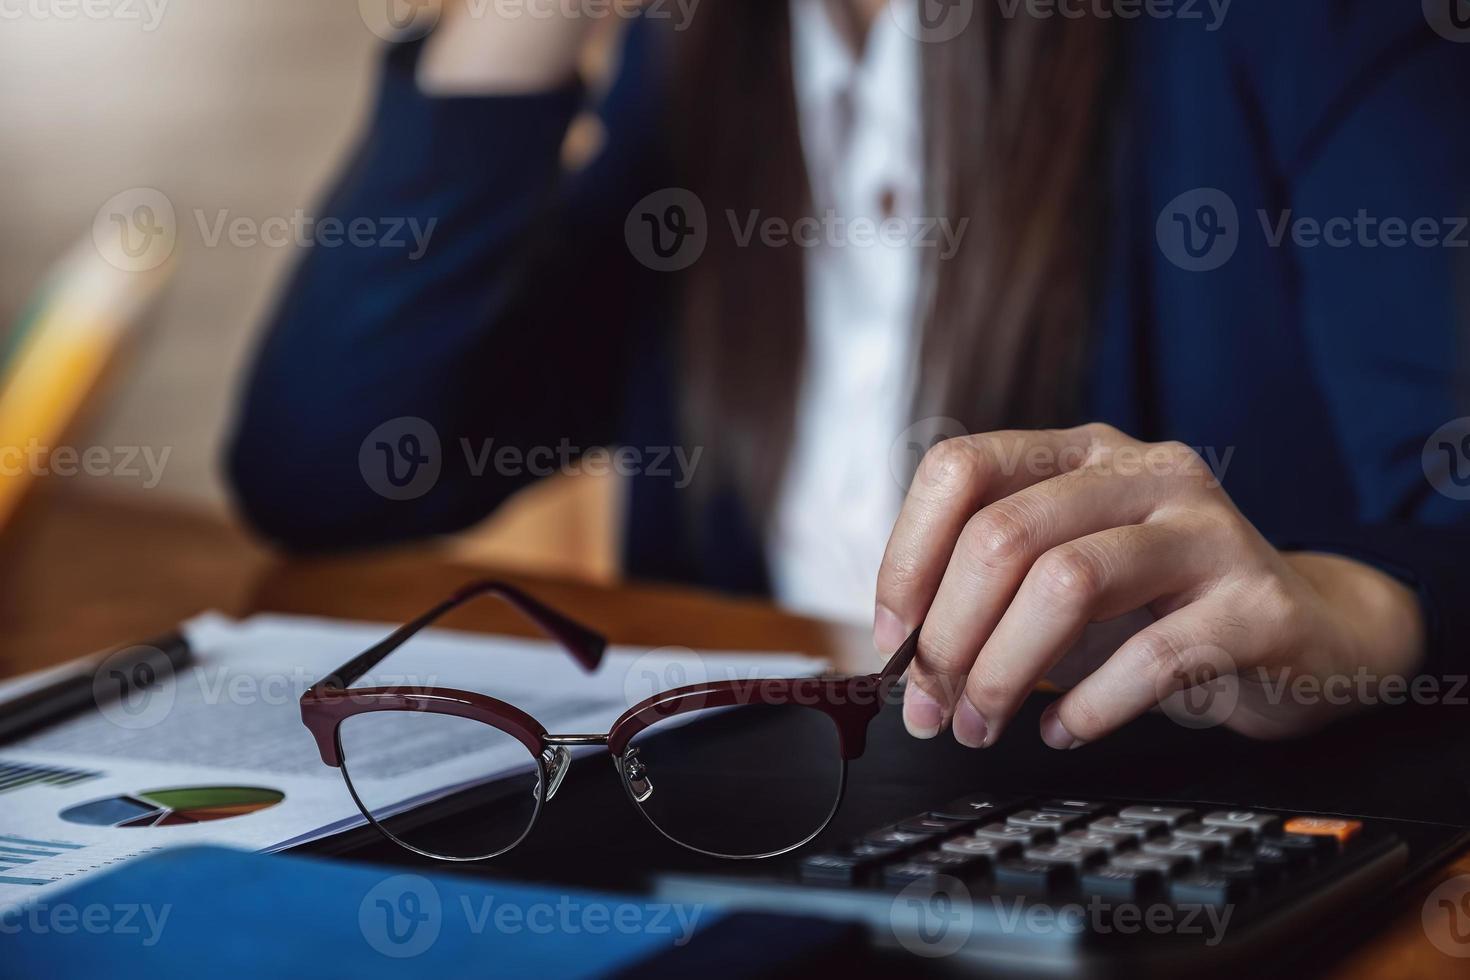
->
xmin=2 ymin=490 xmax=1466 ymax=976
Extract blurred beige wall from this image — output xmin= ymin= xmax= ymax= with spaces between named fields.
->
xmin=0 ymin=2 xmax=377 ymax=502
xmin=0 ymin=1 xmax=617 ymax=580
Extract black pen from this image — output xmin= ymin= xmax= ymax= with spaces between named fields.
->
xmin=0 ymin=632 xmax=192 ymax=745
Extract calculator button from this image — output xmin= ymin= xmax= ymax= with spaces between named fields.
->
xmin=898 ymin=816 xmax=973 ymax=836
xmin=847 ymin=842 xmax=906 ymax=861
xmin=1024 ymin=843 xmax=1107 ymax=869
xmin=994 ymin=859 xmax=1070 ymax=891
xmin=1170 ymin=871 xmax=1250 ymax=906
xmin=930 ymin=794 xmax=1024 ymax=822
xmin=1118 ymin=805 xmax=1195 ymax=826
xmin=865 ymin=829 xmax=935 ymax=849
xmin=975 ymin=823 xmax=1052 ymax=846
xmin=1282 ymin=817 xmax=1362 ymax=846
xmin=1081 ymin=865 xmax=1162 ymax=901
xmin=1061 ymin=831 xmax=1135 ymax=855
xmin=882 ymin=853 xmax=978 ymax=887
xmin=940 ymin=836 xmax=1020 ymax=862
xmin=799 ymin=853 xmax=869 ymax=884
xmin=1202 ymin=811 xmax=1281 ymax=836
xmin=1142 ymin=838 xmax=1221 ymax=864
xmin=1173 ymin=823 xmax=1250 ymax=848
xmin=1089 ymin=817 xmax=1163 ymax=842
xmin=1109 ymin=853 xmax=1188 ymax=876
xmin=1040 ymin=799 xmax=1109 ymax=818
xmin=1008 ymin=810 xmax=1086 ymax=832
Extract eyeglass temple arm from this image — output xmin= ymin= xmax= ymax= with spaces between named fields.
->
xmin=874 ymin=625 xmax=922 ymax=682
xmin=319 ymin=580 xmax=608 ymax=690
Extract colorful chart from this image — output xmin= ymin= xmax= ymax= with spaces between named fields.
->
xmin=60 ymin=786 xmax=284 ymax=828
xmin=0 ymin=759 xmax=100 ymax=796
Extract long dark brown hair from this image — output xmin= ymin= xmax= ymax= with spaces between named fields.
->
xmin=671 ymin=0 xmax=1118 ymax=521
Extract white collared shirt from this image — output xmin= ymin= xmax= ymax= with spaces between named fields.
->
xmin=768 ymin=0 xmax=923 ymax=624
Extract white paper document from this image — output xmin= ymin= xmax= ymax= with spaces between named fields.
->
xmin=0 ymin=613 xmax=825 ymax=906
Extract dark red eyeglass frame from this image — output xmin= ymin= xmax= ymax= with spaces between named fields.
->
xmin=300 ymin=580 xmax=919 ymax=860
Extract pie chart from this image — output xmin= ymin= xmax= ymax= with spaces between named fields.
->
xmin=60 ymin=786 xmax=284 ymax=828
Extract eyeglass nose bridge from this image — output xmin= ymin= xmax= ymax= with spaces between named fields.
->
xmin=538 ymin=734 xmax=609 ymax=803
xmin=538 ymin=746 xmax=572 ymax=802
xmin=620 ymin=747 xmax=653 ymax=803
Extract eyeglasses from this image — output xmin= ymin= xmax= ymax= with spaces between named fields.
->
xmin=300 ymin=581 xmax=917 ymax=862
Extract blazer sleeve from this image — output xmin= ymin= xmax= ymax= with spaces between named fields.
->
xmin=1279 ymin=16 xmax=1470 ymax=679
xmin=226 ymin=33 xmax=667 ymax=551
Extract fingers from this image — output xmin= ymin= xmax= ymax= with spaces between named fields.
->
xmin=874 ymin=425 xmax=1109 ymax=655
xmin=906 ymin=458 xmax=1175 ymax=733
xmin=1038 ymin=592 xmax=1262 ymax=749
xmin=950 ymin=519 xmax=1221 ymax=746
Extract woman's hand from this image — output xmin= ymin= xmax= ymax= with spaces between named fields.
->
xmin=873 ymin=424 xmax=1427 ymax=749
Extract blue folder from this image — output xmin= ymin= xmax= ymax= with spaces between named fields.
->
xmin=4 ymin=846 xmax=753 ymax=979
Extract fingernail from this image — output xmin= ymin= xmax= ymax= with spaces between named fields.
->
xmin=1040 ymin=707 xmax=1083 ymax=750
xmin=903 ymin=685 xmax=944 ymax=739
xmin=874 ymin=603 xmax=907 ymax=655
xmin=952 ymin=697 xmax=989 ymax=748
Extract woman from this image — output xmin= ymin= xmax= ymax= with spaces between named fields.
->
xmin=229 ymin=0 xmax=1470 ymax=751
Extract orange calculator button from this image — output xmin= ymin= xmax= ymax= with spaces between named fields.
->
xmin=1282 ymin=817 xmax=1362 ymax=844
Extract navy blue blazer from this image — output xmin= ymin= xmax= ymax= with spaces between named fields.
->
xmin=228 ymin=4 xmax=1470 ymax=674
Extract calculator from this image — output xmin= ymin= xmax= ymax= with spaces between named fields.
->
xmin=656 ymin=791 xmax=1461 ymax=976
